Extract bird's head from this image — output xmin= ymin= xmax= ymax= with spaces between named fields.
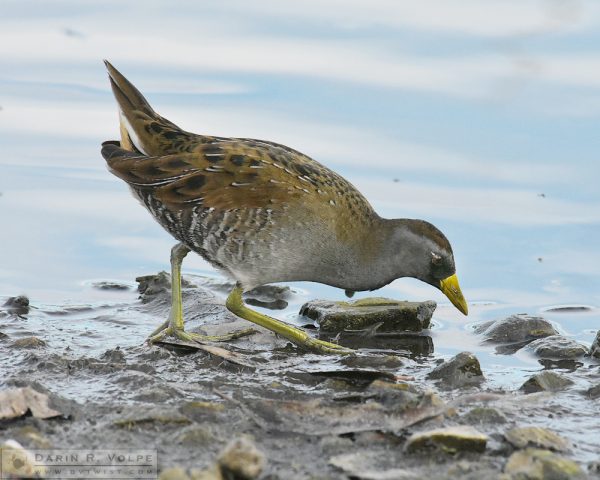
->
xmin=385 ymin=219 xmax=468 ymax=315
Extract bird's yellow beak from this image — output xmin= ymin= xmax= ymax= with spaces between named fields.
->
xmin=440 ymin=273 xmax=468 ymax=315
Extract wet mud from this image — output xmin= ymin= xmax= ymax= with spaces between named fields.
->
xmin=1 ymin=274 xmax=599 ymax=479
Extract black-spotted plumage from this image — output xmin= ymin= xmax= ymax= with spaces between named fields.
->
xmin=101 ymin=61 xmax=468 ymax=317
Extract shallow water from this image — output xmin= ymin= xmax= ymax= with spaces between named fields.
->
xmin=1 ymin=0 xmax=600 ymax=471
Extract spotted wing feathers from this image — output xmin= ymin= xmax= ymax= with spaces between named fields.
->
xmin=102 ymin=140 xmax=313 ymax=210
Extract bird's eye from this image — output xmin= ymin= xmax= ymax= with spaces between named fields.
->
xmin=431 ymin=252 xmax=442 ymax=265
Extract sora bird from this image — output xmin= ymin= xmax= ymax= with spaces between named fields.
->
xmin=101 ymin=61 xmax=468 ymax=354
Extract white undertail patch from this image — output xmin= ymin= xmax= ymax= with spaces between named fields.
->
xmin=119 ymin=110 xmax=149 ymax=156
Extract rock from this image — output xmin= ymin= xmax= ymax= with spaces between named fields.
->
xmin=474 ymin=314 xmax=558 ymax=346
xmin=193 ymin=275 xmax=292 ymax=309
xmin=520 ymin=371 xmax=574 ymax=394
xmin=588 ymin=461 xmax=600 ymax=476
xmin=0 ymin=439 xmax=46 ymax=478
xmin=404 ymin=425 xmax=488 ymax=453
xmin=2 ymin=295 xmax=30 ymax=315
xmin=99 ymin=347 xmax=126 ymax=364
xmin=527 ymin=336 xmax=588 ymax=359
xmin=137 ymin=271 xmax=172 ymax=302
xmin=427 ymin=352 xmax=484 ymax=389
xmin=341 ymin=353 xmax=404 ymax=370
xmin=217 ymin=436 xmax=265 ymax=480
xmin=590 ymin=330 xmax=600 ymax=359
xmin=585 ymin=384 xmax=600 ymax=399
xmin=545 ymin=305 xmax=592 ymax=313
xmin=136 ymin=271 xmax=192 ymax=303
xmin=167 ymin=436 xmax=264 ymax=480
xmin=504 ymin=427 xmax=570 ymax=452
xmin=11 ymin=336 xmax=46 ymax=348
xmin=504 ymin=448 xmax=586 ymax=479
xmin=299 ymin=297 xmax=436 ymax=333
xmin=334 ymin=331 xmax=434 ymax=355
xmin=463 ymin=407 xmax=507 ymax=425
xmin=301 ymin=368 xmax=396 ymax=388
xmin=0 ymin=386 xmax=63 ymax=420
xmin=366 ymin=380 xmax=421 ymax=409
xmin=329 ymin=450 xmax=420 ymax=479
xmin=244 ymin=284 xmax=291 ymax=310
xmin=91 ymin=281 xmax=131 ymax=290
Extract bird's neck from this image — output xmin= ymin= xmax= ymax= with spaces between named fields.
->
xmin=343 ymin=217 xmax=425 ymax=291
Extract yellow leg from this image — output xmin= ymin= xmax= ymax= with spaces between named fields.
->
xmin=148 ymin=244 xmax=256 ymax=344
xmin=225 ymin=284 xmax=353 ymax=355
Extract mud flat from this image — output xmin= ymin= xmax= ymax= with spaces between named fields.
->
xmin=1 ymin=274 xmax=599 ymax=479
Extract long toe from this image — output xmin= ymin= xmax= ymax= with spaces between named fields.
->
xmin=177 ymin=328 xmax=257 ymax=344
xmin=147 ymin=326 xmax=257 ymax=345
xmin=302 ymin=337 xmax=355 ymax=355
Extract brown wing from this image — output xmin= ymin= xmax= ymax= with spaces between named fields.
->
xmin=101 ymin=139 xmax=345 ymax=211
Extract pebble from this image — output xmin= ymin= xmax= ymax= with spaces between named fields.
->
xmin=404 ymin=425 xmax=488 ymax=453
xmin=527 ymin=335 xmax=588 ymax=359
xmin=520 ymin=371 xmax=574 ymax=394
xmin=91 ymin=281 xmax=131 ymax=291
xmin=503 ymin=448 xmax=586 ymax=479
xmin=2 ymin=295 xmax=30 ymax=315
xmin=427 ymin=352 xmax=484 ymax=389
xmin=299 ymin=297 xmax=435 ymax=333
xmin=217 ymin=436 xmax=265 ymax=479
xmin=0 ymin=440 xmax=45 ymax=478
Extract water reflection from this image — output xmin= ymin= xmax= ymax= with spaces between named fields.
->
xmin=321 ymin=331 xmax=435 ymax=357
xmin=0 ymin=0 xmax=599 ymax=378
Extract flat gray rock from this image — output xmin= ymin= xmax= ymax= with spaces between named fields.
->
xmin=527 ymin=335 xmax=588 ymax=360
xmin=504 ymin=427 xmax=570 ymax=452
xmin=474 ymin=314 xmax=558 ymax=345
xmin=520 ymin=371 xmax=574 ymax=393
xmin=404 ymin=426 xmax=488 ymax=454
xmin=299 ymin=297 xmax=436 ymax=333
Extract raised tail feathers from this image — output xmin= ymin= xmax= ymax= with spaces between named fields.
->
xmin=103 ymin=60 xmax=187 ymax=156
xmin=104 ymin=60 xmax=154 ymax=116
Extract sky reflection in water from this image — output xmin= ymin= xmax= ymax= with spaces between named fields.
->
xmin=1 ymin=0 xmax=599 ymax=365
